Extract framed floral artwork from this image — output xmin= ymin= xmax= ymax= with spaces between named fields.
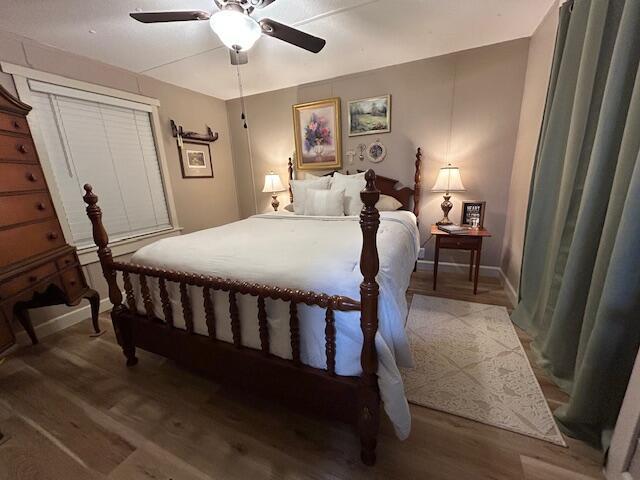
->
xmin=292 ymin=97 xmax=342 ymax=170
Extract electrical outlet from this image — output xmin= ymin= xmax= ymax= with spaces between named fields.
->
xmin=419 ymin=247 xmax=425 ymax=259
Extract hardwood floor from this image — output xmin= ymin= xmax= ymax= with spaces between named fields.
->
xmin=0 ymin=271 xmax=604 ymax=479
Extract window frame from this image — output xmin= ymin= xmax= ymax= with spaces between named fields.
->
xmin=1 ymin=62 xmax=182 ymax=265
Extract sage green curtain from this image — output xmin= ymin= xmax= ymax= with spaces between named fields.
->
xmin=512 ymin=0 xmax=640 ymax=449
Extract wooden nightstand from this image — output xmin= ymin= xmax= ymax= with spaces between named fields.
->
xmin=431 ymin=224 xmax=492 ymax=294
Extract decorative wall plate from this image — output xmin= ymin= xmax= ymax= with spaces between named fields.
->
xmin=367 ymin=140 xmax=386 ymax=163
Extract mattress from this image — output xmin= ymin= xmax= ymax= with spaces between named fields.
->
xmin=129 ymin=211 xmax=419 ymax=439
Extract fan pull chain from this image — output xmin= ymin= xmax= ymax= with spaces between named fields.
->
xmin=235 ymin=61 xmax=248 ymax=129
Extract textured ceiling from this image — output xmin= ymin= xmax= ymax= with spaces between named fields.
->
xmin=0 ymin=0 xmax=554 ymax=99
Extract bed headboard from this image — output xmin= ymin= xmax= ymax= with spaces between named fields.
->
xmin=288 ymin=147 xmax=423 ymax=217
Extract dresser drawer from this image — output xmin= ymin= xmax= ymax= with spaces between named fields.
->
xmin=0 ymin=163 xmax=46 ymax=193
xmin=0 ymin=262 xmax=57 ymax=299
xmin=0 ymin=192 xmax=54 ymax=228
xmin=61 ymin=267 xmax=85 ymax=301
xmin=0 ymin=112 xmax=29 ymax=136
xmin=0 ymin=133 xmax=37 ymax=163
xmin=0 ymin=219 xmax=65 ymax=268
xmin=439 ymin=235 xmax=480 ymax=249
xmin=56 ymin=252 xmax=77 ymax=270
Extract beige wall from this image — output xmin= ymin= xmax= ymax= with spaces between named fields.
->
xmin=500 ymin=3 xmax=559 ymax=293
xmin=0 ymin=29 xmax=240 ymax=329
xmin=227 ymin=39 xmax=530 ymax=268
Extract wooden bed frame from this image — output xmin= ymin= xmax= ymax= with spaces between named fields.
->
xmin=82 ymin=148 xmax=423 ymax=466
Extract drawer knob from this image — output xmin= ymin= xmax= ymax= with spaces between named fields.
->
xmin=13 ymin=120 xmax=21 ymax=129
xmin=17 ymin=144 xmax=28 ymax=154
xmin=70 ymin=280 xmax=77 ymax=286
xmin=65 ymin=259 xmax=71 ymax=265
xmin=36 ymin=202 xmax=46 ymax=211
xmin=26 ymin=172 xmax=38 ymax=182
xmin=47 ymin=232 xmax=59 ymax=241
xmin=28 ymin=275 xmax=38 ymax=282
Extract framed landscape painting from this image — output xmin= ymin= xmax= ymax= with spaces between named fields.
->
xmin=292 ymin=97 xmax=342 ymax=170
xmin=178 ymin=141 xmax=213 ymax=178
xmin=348 ymin=95 xmax=391 ymax=136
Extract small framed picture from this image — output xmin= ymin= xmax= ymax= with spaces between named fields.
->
xmin=348 ymin=95 xmax=391 ymax=137
xmin=179 ymin=141 xmax=213 ymax=178
xmin=461 ymin=201 xmax=486 ymax=228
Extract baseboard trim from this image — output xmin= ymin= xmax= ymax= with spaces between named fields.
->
xmin=15 ymin=297 xmax=112 ymax=346
xmin=498 ymin=270 xmax=518 ymax=308
xmin=416 ymin=259 xmax=502 ymax=277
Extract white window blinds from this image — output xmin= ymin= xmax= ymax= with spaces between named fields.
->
xmin=28 ymin=81 xmax=170 ymax=247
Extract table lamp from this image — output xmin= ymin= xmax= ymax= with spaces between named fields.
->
xmin=262 ymin=172 xmax=286 ymax=211
xmin=431 ymin=164 xmax=465 ymax=225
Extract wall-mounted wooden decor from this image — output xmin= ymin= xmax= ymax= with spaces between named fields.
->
xmin=170 ymin=120 xmax=219 ymax=143
xmin=170 ymin=120 xmax=218 ymax=179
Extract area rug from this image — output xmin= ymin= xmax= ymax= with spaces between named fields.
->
xmin=401 ymin=295 xmax=566 ymax=446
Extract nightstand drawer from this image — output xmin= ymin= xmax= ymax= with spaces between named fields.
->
xmin=439 ymin=236 xmax=480 ymax=249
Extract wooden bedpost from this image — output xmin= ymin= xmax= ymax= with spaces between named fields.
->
xmin=288 ymin=157 xmax=294 ymax=204
xmin=358 ymin=169 xmax=381 ymax=466
xmin=413 ymin=147 xmax=422 ymax=220
xmin=83 ymin=184 xmax=138 ymax=366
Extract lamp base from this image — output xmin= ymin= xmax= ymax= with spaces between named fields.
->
xmin=271 ymin=194 xmax=280 ymax=212
xmin=436 ymin=193 xmax=453 ymax=225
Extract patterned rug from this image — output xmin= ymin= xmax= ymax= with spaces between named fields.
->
xmin=401 ymin=295 xmax=566 ymax=446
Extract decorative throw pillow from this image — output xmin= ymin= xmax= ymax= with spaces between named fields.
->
xmin=331 ymin=171 xmax=366 ymax=215
xmin=376 ymin=194 xmax=403 ymax=211
xmin=304 ymin=189 xmax=345 ymax=216
xmin=290 ymin=176 xmax=331 ymax=214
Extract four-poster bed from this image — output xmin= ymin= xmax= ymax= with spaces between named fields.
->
xmin=82 ymin=149 xmax=423 ymax=465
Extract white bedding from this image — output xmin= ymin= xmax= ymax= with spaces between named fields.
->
xmin=130 ymin=211 xmax=419 ymax=439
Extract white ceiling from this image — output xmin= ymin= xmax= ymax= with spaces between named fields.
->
xmin=0 ymin=0 xmax=554 ymax=100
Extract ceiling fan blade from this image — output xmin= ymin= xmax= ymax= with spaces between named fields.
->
xmin=129 ymin=11 xmax=211 ymax=23
xmin=230 ymin=49 xmax=248 ymax=65
xmin=249 ymin=0 xmax=277 ymax=8
xmin=259 ymin=19 xmax=326 ymax=53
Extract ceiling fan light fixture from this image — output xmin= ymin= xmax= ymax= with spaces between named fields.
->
xmin=209 ymin=9 xmax=261 ymax=52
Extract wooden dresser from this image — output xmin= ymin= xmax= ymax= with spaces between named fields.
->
xmin=0 ymin=84 xmax=99 ymax=353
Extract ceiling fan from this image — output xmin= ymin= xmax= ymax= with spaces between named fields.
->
xmin=130 ymin=0 xmax=326 ymax=64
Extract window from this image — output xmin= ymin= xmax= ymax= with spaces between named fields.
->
xmin=26 ymin=80 xmax=171 ymax=247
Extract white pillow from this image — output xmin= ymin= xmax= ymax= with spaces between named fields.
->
xmin=290 ymin=176 xmax=331 ymax=214
xmin=304 ymin=172 xmax=333 ymax=187
xmin=304 ymin=189 xmax=345 ymax=216
xmin=376 ymin=194 xmax=403 ymax=211
xmin=331 ymin=171 xmax=366 ymax=216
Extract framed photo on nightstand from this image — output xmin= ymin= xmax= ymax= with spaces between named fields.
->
xmin=461 ymin=201 xmax=486 ymax=228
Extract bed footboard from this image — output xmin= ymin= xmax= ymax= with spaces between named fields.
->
xmin=82 ymin=170 xmax=382 ymax=465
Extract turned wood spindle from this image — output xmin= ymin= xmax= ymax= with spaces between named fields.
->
xmin=203 ymin=286 xmax=216 ymax=339
xmin=229 ymin=291 xmax=241 ymax=348
xmin=180 ymin=282 xmax=194 ymax=334
xmin=122 ymin=271 xmax=137 ymax=313
xmin=139 ymin=274 xmax=154 ymax=319
xmin=325 ymin=307 xmax=336 ymax=375
xmin=158 ymin=277 xmax=173 ymax=328
xmin=288 ymin=157 xmax=294 ymax=204
xmin=289 ymin=300 xmax=301 ymax=365
xmin=358 ymin=169 xmax=381 ymax=466
xmin=82 ymin=184 xmax=136 ymax=366
xmin=414 ymin=148 xmax=422 ymax=220
xmin=257 ymin=296 xmax=269 ymax=356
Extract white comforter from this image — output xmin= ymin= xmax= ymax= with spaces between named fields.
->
xmin=130 ymin=211 xmax=419 ymax=439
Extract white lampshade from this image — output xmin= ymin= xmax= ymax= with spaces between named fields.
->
xmin=431 ymin=165 xmax=466 ymax=192
xmin=262 ymin=172 xmax=286 ymax=193
xmin=209 ymin=10 xmax=262 ymax=52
